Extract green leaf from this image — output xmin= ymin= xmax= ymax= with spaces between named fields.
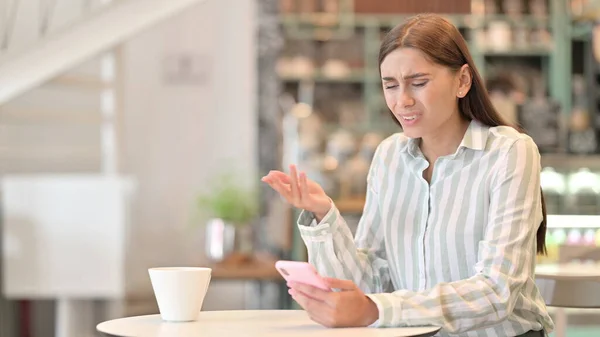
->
xmin=195 ymin=173 xmax=259 ymax=227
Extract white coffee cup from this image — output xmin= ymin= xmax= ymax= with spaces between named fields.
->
xmin=148 ymin=267 xmax=212 ymax=322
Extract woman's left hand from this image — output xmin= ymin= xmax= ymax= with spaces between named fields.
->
xmin=287 ymin=277 xmax=379 ymax=328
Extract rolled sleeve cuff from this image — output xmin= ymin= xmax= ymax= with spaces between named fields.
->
xmin=365 ymin=291 xmax=414 ymax=328
xmin=365 ymin=293 xmax=391 ymax=327
xmin=297 ymin=199 xmax=338 ymax=227
xmin=297 ymin=209 xmax=318 ymax=227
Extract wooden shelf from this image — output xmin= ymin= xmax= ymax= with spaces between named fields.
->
xmin=468 ymin=14 xmax=550 ymax=26
xmin=280 ymin=70 xmax=370 ymax=83
xmin=334 ymin=198 xmax=365 ymax=213
xmin=280 ymin=13 xmax=550 ymax=29
xmin=481 ymin=48 xmax=553 ymax=57
xmin=541 ymin=154 xmax=600 ymax=170
xmin=209 ymin=254 xmax=283 ymax=281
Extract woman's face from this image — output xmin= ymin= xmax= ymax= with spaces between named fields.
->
xmin=380 ymin=47 xmax=469 ymax=139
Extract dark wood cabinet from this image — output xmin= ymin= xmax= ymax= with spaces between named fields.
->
xmin=353 ymin=0 xmax=471 ymax=14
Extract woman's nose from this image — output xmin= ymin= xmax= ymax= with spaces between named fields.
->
xmin=396 ymin=90 xmax=415 ymax=109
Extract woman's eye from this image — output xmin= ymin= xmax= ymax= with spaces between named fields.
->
xmin=413 ymin=81 xmax=428 ymax=87
xmin=384 ymin=84 xmax=398 ymax=90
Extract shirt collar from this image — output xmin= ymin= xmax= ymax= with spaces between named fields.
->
xmin=458 ymin=119 xmax=488 ymax=151
xmin=399 ymin=119 xmax=489 ymax=157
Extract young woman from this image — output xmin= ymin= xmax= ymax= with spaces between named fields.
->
xmin=262 ymin=13 xmax=554 ymax=337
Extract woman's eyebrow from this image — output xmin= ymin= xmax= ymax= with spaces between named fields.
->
xmin=381 ymin=72 xmax=430 ymax=81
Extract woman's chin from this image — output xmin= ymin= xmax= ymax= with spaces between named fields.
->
xmin=401 ymin=127 xmax=422 ymax=139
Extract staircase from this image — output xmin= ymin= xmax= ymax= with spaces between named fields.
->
xmin=0 ymin=1 xmax=207 ymax=336
xmin=0 ymin=0 xmax=207 ymax=105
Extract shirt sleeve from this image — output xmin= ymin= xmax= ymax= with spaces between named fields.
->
xmin=297 ymin=144 xmax=391 ymax=294
xmin=365 ymin=137 xmax=544 ymax=333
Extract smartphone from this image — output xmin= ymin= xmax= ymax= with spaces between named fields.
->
xmin=275 ymin=260 xmax=330 ymax=291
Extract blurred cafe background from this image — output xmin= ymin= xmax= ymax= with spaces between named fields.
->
xmin=1 ymin=0 xmax=600 ymax=336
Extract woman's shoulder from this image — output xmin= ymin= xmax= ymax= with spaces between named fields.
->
xmin=367 ymin=133 xmax=409 ymax=180
xmin=487 ymin=125 xmax=539 ymax=152
xmin=375 ymin=132 xmax=411 ymax=156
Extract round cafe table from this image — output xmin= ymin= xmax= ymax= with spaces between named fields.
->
xmin=97 ymin=310 xmax=441 ymax=337
xmin=534 ymin=263 xmax=600 ymax=337
xmin=535 ymin=263 xmax=600 ymax=282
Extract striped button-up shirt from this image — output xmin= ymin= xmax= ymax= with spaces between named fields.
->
xmin=297 ymin=120 xmax=555 ymax=337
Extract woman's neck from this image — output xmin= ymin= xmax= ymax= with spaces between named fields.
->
xmin=420 ymin=117 xmax=470 ymax=161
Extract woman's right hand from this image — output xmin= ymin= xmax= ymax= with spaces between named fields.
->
xmin=261 ymin=164 xmax=332 ymax=221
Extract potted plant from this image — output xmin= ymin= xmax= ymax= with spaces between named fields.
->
xmin=195 ymin=173 xmax=258 ymax=263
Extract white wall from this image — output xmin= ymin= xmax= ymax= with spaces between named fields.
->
xmin=120 ymin=0 xmax=257 ymax=297
xmin=0 ymin=3 xmax=259 ymax=331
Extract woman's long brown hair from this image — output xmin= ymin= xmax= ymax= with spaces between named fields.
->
xmin=378 ymin=13 xmax=547 ymax=255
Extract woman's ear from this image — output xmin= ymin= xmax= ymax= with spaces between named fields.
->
xmin=456 ymin=64 xmax=472 ymax=98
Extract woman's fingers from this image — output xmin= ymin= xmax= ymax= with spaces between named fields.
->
xmin=300 ymin=171 xmax=310 ymax=201
xmin=270 ymin=179 xmax=292 ymax=202
xmin=262 ymin=171 xmax=294 ymax=193
xmin=289 ymin=165 xmax=301 ymax=203
xmin=269 ymin=170 xmax=292 ymax=184
xmin=262 ymin=166 xmax=316 ymax=208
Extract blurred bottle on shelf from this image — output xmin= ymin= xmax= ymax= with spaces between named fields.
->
xmin=294 ymin=111 xmax=332 ymax=193
xmin=471 ymin=0 xmax=485 ymax=15
xmin=324 ymin=129 xmax=357 ymax=197
xmin=321 ymin=59 xmax=351 ymax=79
xmin=345 ymin=32 xmax=365 ymax=69
xmin=513 ymin=22 xmax=529 ymax=50
xmin=298 ymin=113 xmax=324 ymax=161
xmin=360 ymin=132 xmax=385 ymax=163
xmin=567 ymin=228 xmax=583 ymax=245
xmin=584 ymin=229 xmax=597 ymax=246
xmin=542 ymin=230 xmax=559 ymax=263
xmin=321 ymin=40 xmax=352 ymax=79
xmin=484 ymin=0 xmax=499 ymax=14
xmin=323 ymin=0 xmax=339 ymax=13
xmin=338 ymin=100 xmax=365 ymax=127
xmin=338 ymin=132 xmax=385 ymax=199
xmin=565 ymin=168 xmax=600 ymax=215
xmin=553 ymin=228 xmax=567 ymax=246
xmin=474 ymin=26 xmax=488 ymax=50
xmin=529 ymin=23 xmax=553 ymax=49
xmin=529 ymin=0 xmax=548 ymax=18
xmin=542 ymin=228 xmax=569 ymax=263
xmin=540 ymin=167 xmax=566 ymax=215
xmin=487 ymin=21 xmax=512 ymax=51
xmin=298 ymin=0 xmax=318 ymax=13
xmin=339 ymin=153 xmax=369 ymax=198
xmin=485 ymin=68 xmax=562 ymax=154
xmin=568 ymin=75 xmax=597 ymax=154
xmin=570 ymin=0 xmax=590 ymax=19
xmin=503 ymin=0 xmax=523 ymax=17
xmin=277 ymin=40 xmax=316 ymax=79
xmin=313 ymin=85 xmax=365 ymax=125
xmin=518 ymin=83 xmax=562 ymax=153
xmin=487 ymin=73 xmax=518 ymax=125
